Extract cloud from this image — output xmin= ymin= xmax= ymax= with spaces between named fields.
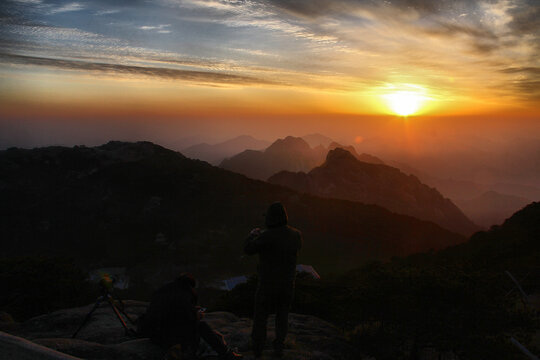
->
xmin=139 ymin=24 xmax=171 ymax=31
xmin=11 ymin=0 xmax=43 ymax=4
xmin=0 ymin=52 xmax=275 ymax=86
xmin=500 ymin=67 xmax=540 ymax=76
xmin=161 ymin=0 xmax=338 ymax=45
xmin=0 ymin=17 xmax=258 ymax=75
xmin=506 ymin=0 xmax=540 ymax=54
xmin=420 ymin=19 xmax=500 ymax=53
xmin=49 ymin=2 xmax=85 ymax=14
xmin=232 ymin=48 xmax=280 ymax=58
xmin=0 ymin=22 xmax=122 ymax=50
xmin=94 ymin=9 xmax=120 ymax=16
xmin=179 ymin=0 xmax=244 ymax=13
xmin=508 ymin=1 xmax=540 ymax=34
xmin=266 ymin=0 xmax=470 ymax=19
xmin=424 ymin=21 xmax=497 ymax=40
xmin=498 ymin=66 xmax=540 ymax=100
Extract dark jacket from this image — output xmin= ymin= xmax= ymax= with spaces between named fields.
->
xmin=244 ymin=202 xmax=302 ymax=284
xmin=138 ymin=276 xmax=198 ymax=347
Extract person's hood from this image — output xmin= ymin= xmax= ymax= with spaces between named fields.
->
xmin=265 ymin=202 xmax=288 ymax=228
xmin=175 ymin=273 xmax=196 ymax=289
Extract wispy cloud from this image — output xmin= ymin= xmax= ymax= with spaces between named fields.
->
xmin=232 ymin=48 xmax=280 ymax=58
xmin=12 ymin=0 xmax=43 ymax=4
xmin=162 ymin=0 xmax=339 ymax=45
xmin=498 ymin=66 xmax=540 ymax=100
xmin=49 ymin=2 xmax=85 ymax=14
xmin=179 ymin=0 xmax=244 ymax=13
xmin=138 ymin=24 xmax=171 ymax=33
xmin=0 ymin=16 xmax=259 ymax=75
xmin=94 ymin=9 xmax=120 ymax=16
xmin=0 ymin=52 xmax=275 ymax=86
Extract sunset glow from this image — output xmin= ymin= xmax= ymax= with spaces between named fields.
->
xmin=0 ymin=0 xmax=538 ymax=148
xmin=384 ymin=91 xmax=426 ymax=117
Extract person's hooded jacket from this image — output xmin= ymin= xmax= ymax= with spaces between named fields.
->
xmin=244 ymin=202 xmax=302 ymax=284
xmin=138 ymin=274 xmax=199 ymax=347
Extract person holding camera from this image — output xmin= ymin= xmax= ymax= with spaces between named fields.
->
xmin=244 ymin=202 xmax=303 ymax=358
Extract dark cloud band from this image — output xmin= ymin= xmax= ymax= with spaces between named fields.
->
xmin=0 ymin=52 xmax=274 ymax=86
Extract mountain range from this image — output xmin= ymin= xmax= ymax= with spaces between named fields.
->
xmin=328 ymin=142 xmax=385 ymax=165
xmin=220 ymin=136 xmax=385 ymax=180
xmin=454 ymin=191 xmax=531 ymax=228
xmin=182 ymin=133 xmax=339 ymax=167
xmin=220 ymin=136 xmax=322 ymax=180
xmin=269 ymin=148 xmax=478 ymax=235
xmin=0 ymin=141 xmax=466 ymax=286
xmin=181 ymin=135 xmax=270 ymax=165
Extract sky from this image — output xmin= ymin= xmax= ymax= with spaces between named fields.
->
xmin=0 ymin=0 xmax=539 ymax=154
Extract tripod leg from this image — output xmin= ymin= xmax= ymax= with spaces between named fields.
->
xmin=73 ymin=297 xmax=103 ymax=338
xmin=111 ymin=294 xmax=136 ymax=325
xmin=107 ymin=296 xmax=132 ymax=335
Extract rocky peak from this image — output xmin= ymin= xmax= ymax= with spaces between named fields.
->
xmin=265 ymin=136 xmax=312 ymax=154
xmin=327 ymin=142 xmax=358 ymax=154
xmin=324 ymin=147 xmax=359 ymax=166
xmin=271 ymin=146 xmax=478 ymax=235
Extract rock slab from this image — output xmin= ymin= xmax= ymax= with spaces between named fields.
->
xmin=1 ymin=301 xmax=363 ymax=360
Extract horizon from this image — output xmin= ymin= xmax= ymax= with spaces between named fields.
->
xmin=1 ymin=0 xmax=539 ymax=187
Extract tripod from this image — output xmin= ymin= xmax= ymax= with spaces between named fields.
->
xmin=73 ymin=277 xmax=137 ymax=338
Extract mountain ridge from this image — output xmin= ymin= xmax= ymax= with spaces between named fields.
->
xmin=220 ymin=136 xmax=385 ymax=181
xmin=0 ymin=141 xmax=466 ymax=282
xmin=220 ymin=136 xmax=322 ymax=180
xmin=269 ymin=148 xmax=478 ymax=235
xmin=455 ymin=190 xmax=531 ymax=228
xmin=181 ymin=135 xmax=270 ymax=165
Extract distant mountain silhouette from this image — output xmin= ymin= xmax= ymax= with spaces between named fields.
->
xmin=488 ymin=182 xmax=540 ymax=201
xmin=302 ymin=133 xmax=334 ymax=148
xmin=328 ymin=142 xmax=385 ymax=165
xmin=390 ymin=160 xmax=540 ymax=203
xmin=219 ymin=136 xmax=383 ymax=181
xmin=269 ymin=148 xmax=478 ymax=235
xmin=182 ymin=135 xmax=270 ymax=165
xmin=455 ymin=191 xmax=531 ymax=228
xmin=385 ymin=161 xmax=540 ymax=228
xmin=220 ymin=136 xmax=322 ymax=180
xmin=165 ymin=135 xmax=216 ymax=152
xmin=0 ymin=141 xmax=465 ymax=282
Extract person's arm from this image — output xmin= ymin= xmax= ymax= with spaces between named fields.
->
xmin=244 ymin=229 xmax=265 ymax=255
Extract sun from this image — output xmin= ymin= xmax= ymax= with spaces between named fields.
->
xmin=384 ymin=91 xmax=424 ymax=116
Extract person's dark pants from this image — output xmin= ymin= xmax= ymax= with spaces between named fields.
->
xmin=199 ymin=321 xmax=229 ymax=355
xmin=252 ymin=281 xmax=294 ymax=353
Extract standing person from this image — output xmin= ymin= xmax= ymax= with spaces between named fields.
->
xmin=138 ymin=273 xmax=242 ymax=360
xmin=244 ymin=202 xmax=303 ymax=358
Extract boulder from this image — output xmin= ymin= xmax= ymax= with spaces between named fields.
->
xmin=0 ymin=331 xmax=82 ymax=360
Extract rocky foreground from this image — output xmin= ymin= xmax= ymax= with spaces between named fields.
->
xmin=0 ymin=301 xmax=364 ymax=360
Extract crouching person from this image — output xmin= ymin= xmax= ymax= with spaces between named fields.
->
xmin=138 ymin=273 xmax=242 ymax=360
